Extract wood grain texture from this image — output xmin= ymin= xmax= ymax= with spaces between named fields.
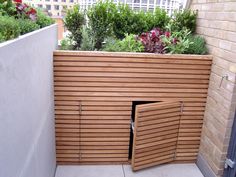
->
xmin=53 ymin=51 xmax=212 ymax=165
xmin=132 ymin=101 xmax=181 ymax=171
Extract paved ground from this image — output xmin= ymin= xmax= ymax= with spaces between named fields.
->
xmin=55 ymin=164 xmax=204 ymax=177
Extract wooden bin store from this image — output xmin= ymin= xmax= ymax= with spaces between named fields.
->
xmin=53 ymin=51 xmax=212 ymax=171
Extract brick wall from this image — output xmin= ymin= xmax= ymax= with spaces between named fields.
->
xmin=190 ymin=0 xmax=236 ymax=176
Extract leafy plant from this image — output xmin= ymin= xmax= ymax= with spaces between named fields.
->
xmin=64 ymin=6 xmax=85 ymax=50
xmin=170 ymin=9 xmax=197 ymax=33
xmin=184 ymin=35 xmax=208 ymax=55
xmin=18 ymin=18 xmax=40 ymax=35
xmin=162 ymin=29 xmax=193 ymax=54
xmin=102 ymin=36 xmax=121 ymax=52
xmin=0 ymin=0 xmax=53 ymax=43
xmin=35 ymin=9 xmax=54 ymax=28
xmin=150 ymin=8 xmax=170 ymax=30
xmin=14 ymin=0 xmax=37 ymax=21
xmin=87 ymin=0 xmax=117 ymax=49
xmin=0 ymin=0 xmax=16 ymax=16
xmin=112 ymin=4 xmax=133 ymax=39
xmin=138 ymin=28 xmax=166 ymax=53
xmin=119 ymin=34 xmax=144 ymax=52
xmin=0 ymin=15 xmax=20 ymax=42
xmin=60 ymin=37 xmax=74 ymax=50
xmin=103 ymin=34 xmax=144 ymax=52
xmin=80 ymin=26 xmax=95 ymax=51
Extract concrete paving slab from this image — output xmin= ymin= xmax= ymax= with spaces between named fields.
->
xmin=55 ymin=165 xmax=124 ymax=177
xmin=123 ymin=164 xmax=204 ymax=177
xmin=55 ymin=164 xmax=203 ymax=177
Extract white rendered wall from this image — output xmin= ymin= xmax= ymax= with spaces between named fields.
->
xmin=0 ymin=24 xmax=57 ymax=177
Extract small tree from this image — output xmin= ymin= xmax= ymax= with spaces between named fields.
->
xmin=87 ymin=1 xmax=117 ymax=50
xmin=64 ymin=6 xmax=84 ymax=50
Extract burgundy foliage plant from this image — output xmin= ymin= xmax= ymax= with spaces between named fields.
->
xmin=138 ymin=28 xmax=169 ymax=54
xmin=14 ymin=0 xmax=37 ymax=21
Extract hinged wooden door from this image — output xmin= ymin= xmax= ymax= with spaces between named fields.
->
xmin=132 ymin=101 xmax=182 ymax=171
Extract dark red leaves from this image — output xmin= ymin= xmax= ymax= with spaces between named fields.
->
xmin=26 ymin=8 xmax=37 ymax=15
xmin=138 ymin=28 xmax=166 ymax=53
xmin=14 ymin=1 xmax=37 ymax=21
xmin=14 ymin=0 xmax=22 ymax=3
xmin=172 ymin=38 xmax=179 ymax=44
xmin=165 ymin=31 xmax=171 ymax=38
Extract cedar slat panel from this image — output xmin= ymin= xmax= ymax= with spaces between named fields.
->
xmin=55 ymin=99 xmax=81 ymax=164
xmin=54 ymin=51 xmax=212 ymax=165
xmin=132 ymin=101 xmax=181 ymax=171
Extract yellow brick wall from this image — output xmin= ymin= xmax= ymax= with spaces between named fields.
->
xmin=190 ymin=0 xmax=236 ymax=176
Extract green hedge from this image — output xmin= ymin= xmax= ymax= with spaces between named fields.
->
xmin=62 ymin=2 xmax=206 ymax=54
xmin=0 ymin=15 xmax=20 ymax=42
xmin=0 ymin=0 xmax=54 ymax=43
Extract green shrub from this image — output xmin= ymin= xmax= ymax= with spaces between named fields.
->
xmin=0 ymin=0 xmax=16 ymax=16
xmin=0 ymin=15 xmax=20 ymax=42
xmin=170 ymin=9 xmax=197 ymax=33
xmin=80 ymin=26 xmax=95 ymax=51
xmin=18 ymin=18 xmax=40 ymax=35
xmin=112 ymin=5 xmax=169 ymax=39
xmin=103 ymin=34 xmax=144 ymax=52
xmin=64 ymin=6 xmax=84 ymax=50
xmin=36 ymin=9 xmax=54 ymax=28
xmin=151 ymin=8 xmax=170 ymax=30
xmin=185 ymin=35 xmax=208 ymax=55
xmin=112 ymin=4 xmax=133 ymax=39
xmin=130 ymin=11 xmax=150 ymax=35
xmin=87 ymin=0 xmax=117 ymax=49
xmin=60 ymin=37 xmax=74 ymax=50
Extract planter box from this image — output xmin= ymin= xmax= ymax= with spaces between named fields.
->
xmin=0 ymin=24 xmax=57 ymax=177
xmin=53 ymin=51 xmax=212 ymax=170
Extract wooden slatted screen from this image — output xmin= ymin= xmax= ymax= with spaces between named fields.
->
xmin=80 ymin=101 xmax=131 ymax=163
xmin=132 ymin=101 xmax=181 ymax=171
xmin=55 ymin=100 xmax=131 ymax=164
xmin=55 ymin=101 xmax=81 ymax=163
xmin=54 ymin=51 xmax=212 ymax=165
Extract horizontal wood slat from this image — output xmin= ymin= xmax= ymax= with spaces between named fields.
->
xmin=55 ymin=77 xmax=209 ymax=84
xmin=54 ymin=51 xmax=212 ymax=165
xmin=54 ymin=66 xmax=211 ymax=75
xmin=54 ymin=61 xmax=211 ymax=69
